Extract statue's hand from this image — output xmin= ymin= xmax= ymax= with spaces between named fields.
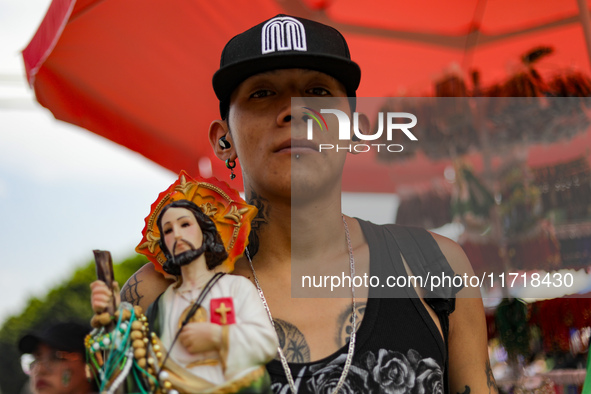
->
xmin=90 ymin=280 xmax=120 ymax=313
xmin=179 ymin=322 xmax=222 ymax=354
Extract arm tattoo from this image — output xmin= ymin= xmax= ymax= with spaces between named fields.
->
xmin=246 ymin=189 xmax=269 ymax=258
xmin=336 ymin=302 xmax=366 ymax=346
xmin=486 ymin=360 xmax=499 ymax=393
xmin=120 ymin=273 xmax=143 ymax=306
xmin=455 ymin=361 xmax=497 ymax=394
xmin=273 ymin=318 xmax=310 ymax=363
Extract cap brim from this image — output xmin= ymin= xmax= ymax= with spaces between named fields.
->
xmin=18 ymin=330 xmax=84 ymax=354
xmin=212 ymin=53 xmax=361 ymax=104
xmin=18 ymin=334 xmax=42 ymax=354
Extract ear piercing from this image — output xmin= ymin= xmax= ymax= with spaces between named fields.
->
xmin=225 ymin=158 xmax=237 ymax=180
xmin=220 ymin=136 xmax=235 ymax=179
xmin=219 ymin=135 xmax=231 ymax=150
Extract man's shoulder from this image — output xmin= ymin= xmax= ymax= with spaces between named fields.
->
xmin=358 ymin=218 xmax=463 ymax=255
xmin=357 ymin=218 xmax=431 ymax=236
xmin=357 ymin=218 xmax=473 ymax=277
xmin=357 ymin=218 xmax=437 ymax=250
xmin=426 ymin=231 xmax=473 ymax=276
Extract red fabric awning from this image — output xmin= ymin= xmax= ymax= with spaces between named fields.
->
xmin=23 ymin=0 xmax=591 ymax=192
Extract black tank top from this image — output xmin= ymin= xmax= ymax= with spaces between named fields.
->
xmin=267 ymin=219 xmax=460 ymax=393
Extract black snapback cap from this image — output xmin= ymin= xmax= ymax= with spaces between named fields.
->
xmin=213 ymin=14 xmax=361 ymax=117
xmin=18 ymin=321 xmax=90 ymax=355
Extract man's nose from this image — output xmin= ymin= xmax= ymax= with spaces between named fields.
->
xmin=277 ymin=102 xmax=292 ymax=126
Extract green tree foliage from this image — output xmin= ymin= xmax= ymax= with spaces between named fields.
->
xmin=0 ymin=254 xmax=148 ymax=394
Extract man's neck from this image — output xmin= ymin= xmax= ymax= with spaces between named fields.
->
xmin=246 ymin=184 xmax=346 ymax=271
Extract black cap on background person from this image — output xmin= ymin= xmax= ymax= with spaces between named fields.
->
xmin=18 ymin=321 xmax=95 ymax=394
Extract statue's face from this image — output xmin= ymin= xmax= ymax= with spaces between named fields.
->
xmin=161 ymin=207 xmax=204 ymax=256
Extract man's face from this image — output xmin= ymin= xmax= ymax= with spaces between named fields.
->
xmin=161 ymin=207 xmax=204 ymax=256
xmin=226 ymin=68 xmax=352 ymax=200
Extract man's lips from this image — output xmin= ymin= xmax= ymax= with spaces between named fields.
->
xmin=275 ymin=139 xmax=319 ymax=153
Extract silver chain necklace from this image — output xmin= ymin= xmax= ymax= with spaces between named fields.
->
xmin=246 ymin=215 xmax=356 ymax=394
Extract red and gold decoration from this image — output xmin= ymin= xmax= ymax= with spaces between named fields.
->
xmin=136 ymin=171 xmax=257 ymax=275
xmin=210 ymin=298 xmax=235 ymax=326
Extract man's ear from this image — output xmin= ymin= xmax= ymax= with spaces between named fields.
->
xmin=209 ymin=119 xmax=234 ymax=160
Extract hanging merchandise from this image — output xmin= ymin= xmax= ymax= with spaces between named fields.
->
xmin=556 ymin=227 xmax=591 ymax=271
xmin=376 ymin=47 xmax=591 ymax=165
xmin=452 ymin=164 xmax=496 ymax=224
xmin=482 ymin=46 xmax=591 ymax=147
xmin=529 ymin=296 xmax=591 ymax=354
xmin=532 ymin=157 xmax=591 ymax=222
xmin=495 ymin=298 xmax=531 ymax=362
xmin=496 ymin=159 xmax=544 ymax=238
xmin=485 ymin=310 xmax=498 ymax=340
xmin=507 ymin=224 xmax=561 ymax=272
xmin=460 ymin=221 xmax=561 ymax=275
xmin=375 ymin=95 xmax=477 ymax=163
xmin=460 ymin=240 xmax=503 ymax=279
xmin=395 ymin=182 xmax=453 ymax=229
xmin=555 ymin=222 xmax=591 ymax=271
xmin=513 ymin=377 xmax=556 ymax=394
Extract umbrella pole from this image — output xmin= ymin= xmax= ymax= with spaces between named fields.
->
xmin=577 ymin=0 xmax=591 ymax=70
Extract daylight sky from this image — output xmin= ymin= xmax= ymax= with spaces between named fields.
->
xmin=0 ymin=0 xmax=177 ymax=323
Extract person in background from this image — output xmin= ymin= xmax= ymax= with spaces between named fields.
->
xmin=19 ymin=321 xmax=95 ymax=394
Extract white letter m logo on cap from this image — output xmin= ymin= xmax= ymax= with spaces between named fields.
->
xmin=261 ymin=16 xmax=307 ymax=54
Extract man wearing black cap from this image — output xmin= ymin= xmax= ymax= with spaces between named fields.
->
xmin=19 ymin=321 xmax=95 ymax=394
xmin=212 ymin=14 xmax=360 ymax=120
xmin=122 ymin=14 xmax=496 ymax=394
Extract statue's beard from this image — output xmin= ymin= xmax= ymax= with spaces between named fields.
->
xmin=169 ymin=239 xmax=206 ymax=269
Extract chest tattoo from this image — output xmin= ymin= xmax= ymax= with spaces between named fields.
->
xmin=336 ymin=302 xmax=366 ymax=347
xmin=273 ymin=318 xmax=311 ymax=363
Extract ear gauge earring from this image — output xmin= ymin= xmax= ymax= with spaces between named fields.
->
xmin=219 ymin=135 xmax=231 ymax=150
xmin=352 ymin=134 xmax=361 ymax=142
xmin=225 ymin=158 xmax=237 ymax=180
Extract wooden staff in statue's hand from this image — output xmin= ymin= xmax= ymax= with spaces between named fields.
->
xmin=90 ymin=250 xmax=122 ymax=330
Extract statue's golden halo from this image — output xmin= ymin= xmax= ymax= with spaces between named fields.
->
xmin=136 ymin=170 xmax=257 ymax=275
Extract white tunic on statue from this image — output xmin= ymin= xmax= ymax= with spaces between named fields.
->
xmin=159 ymin=274 xmax=278 ymax=386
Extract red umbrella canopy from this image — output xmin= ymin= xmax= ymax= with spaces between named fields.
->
xmin=23 ymin=0 xmax=591 ymax=192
